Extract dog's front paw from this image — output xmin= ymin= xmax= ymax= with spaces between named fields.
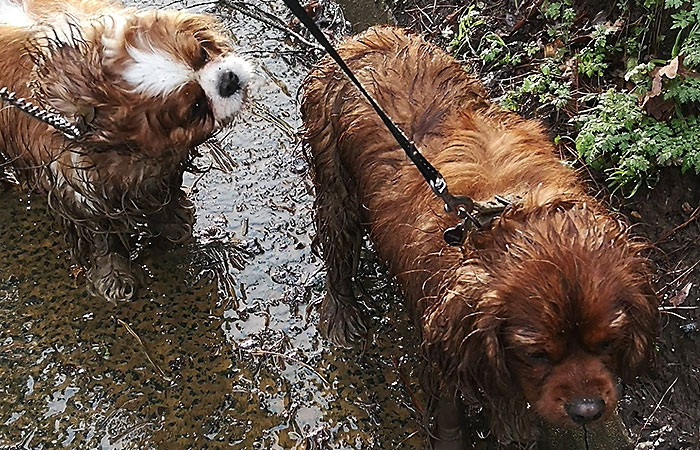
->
xmin=88 ymin=253 xmax=141 ymax=302
xmin=157 ymin=196 xmax=195 ymax=244
xmin=159 ymin=222 xmax=194 ymax=244
xmin=318 ymin=290 xmax=367 ymax=347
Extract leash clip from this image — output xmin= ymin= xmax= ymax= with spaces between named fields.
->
xmin=443 ymin=195 xmax=519 ymax=246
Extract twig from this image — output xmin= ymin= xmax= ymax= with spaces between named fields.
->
xmin=186 ymin=162 xmax=213 ymax=192
xmin=511 ymin=0 xmax=545 ymax=33
xmin=655 ymin=204 xmax=700 ymax=244
xmin=114 ymin=317 xmax=172 ymax=382
xmin=219 ymin=0 xmax=324 ymax=51
xmin=656 ymin=258 xmax=700 ymax=296
xmin=659 ymin=310 xmax=688 ymax=320
xmin=394 ymin=430 xmax=420 ymax=448
xmin=634 ymin=376 xmax=679 ymax=446
xmin=244 ymin=349 xmax=330 ymax=387
xmin=392 ymin=357 xmax=424 ymax=416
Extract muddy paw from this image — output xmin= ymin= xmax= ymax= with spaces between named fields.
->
xmin=88 ymin=253 xmax=141 ymax=302
xmin=158 ymin=196 xmax=195 ymax=244
xmin=159 ymin=222 xmax=194 ymax=244
xmin=318 ymin=290 xmax=367 ymax=347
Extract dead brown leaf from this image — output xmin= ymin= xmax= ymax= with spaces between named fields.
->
xmin=669 ymin=282 xmax=693 ymax=307
xmin=544 ymin=38 xmax=564 ymax=58
xmin=658 ymin=56 xmax=680 ymax=80
xmin=644 ymin=95 xmax=675 ymax=121
xmin=642 ymin=57 xmax=685 ymax=118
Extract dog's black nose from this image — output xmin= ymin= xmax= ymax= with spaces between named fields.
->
xmin=564 ymin=398 xmax=606 ymax=425
xmin=218 ymin=70 xmax=240 ymax=98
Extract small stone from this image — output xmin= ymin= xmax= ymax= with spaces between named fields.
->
xmin=290 ymin=158 xmax=308 ymax=175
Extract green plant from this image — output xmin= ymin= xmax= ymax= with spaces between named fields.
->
xmin=665 ymin=76 xmax=700 ymax=103
xmin=668 ymin=0 xmax=700 ymax=63
xmin=451 ymin=6 xmax=529 ymax=68
xmin=578 ymin=24 xmax=616 ymax=77
xmin=576 ymin=89 xmax=700 ymax=194
xmin=501 ymin=61 xmax=572 ymax=111
xmin=479 ymin=33 xmax=521 ymax=66
xmin=541 ymin=0 xmax=576 ymax=39
xmin=450 ymin=5 xmax=484 ymax=56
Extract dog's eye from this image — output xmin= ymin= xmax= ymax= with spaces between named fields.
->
xmin=189 ymin=97 xmax=209 ymax=121
xmin=597 ymin=340 xmax=614 ymax=353
xmin=200 ymin=46 xmax=210 ymax=64
xmin=525 ymin=350 xmax=550 ymax=363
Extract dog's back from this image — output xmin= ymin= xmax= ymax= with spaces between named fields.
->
xmin=301 ymin=26 xmax=585 ymax=314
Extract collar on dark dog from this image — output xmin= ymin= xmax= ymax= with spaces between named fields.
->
xmin=0 ymin=87 xmax=84 ymax=141
xmin=284 ymin=0 xmax=513 ymax=245
xmin=443 ymin=194 xmax=521 ymax=245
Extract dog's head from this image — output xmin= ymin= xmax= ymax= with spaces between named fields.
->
xmin=30 ymin=9 xmax=252 ymax=158
xmin=424 ymin=200 xmax=658 ymax=432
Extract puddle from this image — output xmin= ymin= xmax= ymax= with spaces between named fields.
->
xmin=0 ymin=0 xmax=422 ymax=448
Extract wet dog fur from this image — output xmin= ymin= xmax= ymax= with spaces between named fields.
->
xmin=0 ymin=0 xmax=251 ymax=301
xmin=301 ymin=26 xmax=658 ymax=444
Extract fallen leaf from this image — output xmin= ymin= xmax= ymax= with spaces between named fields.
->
xmin=544 ymin=38 xmax=564 ymax=57
xmin=642 ymin=57 xmax=684 ymax=118
xmin=644 ymin=95 xmax=675 ymax=121
xmin=658 ymin=56 xmax=680 ymax=79
xmin=669 ymin=282 xmax=692 ymax=307
xmin=647 ymin=67 xmax=663 ymax=98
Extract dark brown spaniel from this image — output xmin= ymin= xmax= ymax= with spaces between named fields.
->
xmin=301 ymin=25 xmax=658 ymax=444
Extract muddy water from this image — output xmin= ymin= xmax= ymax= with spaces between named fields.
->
xmin=0 ymin=1 xmax=426 ymax=449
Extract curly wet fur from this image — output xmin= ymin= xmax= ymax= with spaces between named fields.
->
xmin=0 ymin=0 xmax=249 ymax=301
xmin=301 ymin=26 xmax=658 ymax=443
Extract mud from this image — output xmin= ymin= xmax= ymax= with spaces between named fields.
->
xmin=0 ymin=0 xmax=425 ymax=448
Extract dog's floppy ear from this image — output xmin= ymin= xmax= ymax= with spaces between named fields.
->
xmin=619 ymin=276 xmax=659 ymax=379
xmin=459 ymin=289 xmax=511 ymax=397
xmin=27 ymin=23 xmax=107 ymax=122
xmin=422 ymin=265 xmax=512 ymax=399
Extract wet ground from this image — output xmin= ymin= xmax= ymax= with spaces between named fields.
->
xmin=0 ymin=0 xmax=431 ymax=448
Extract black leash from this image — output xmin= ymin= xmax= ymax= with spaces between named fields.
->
xmin=284 ymin=0 xmax=486 ymax=244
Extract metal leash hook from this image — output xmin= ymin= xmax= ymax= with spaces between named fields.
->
xmin=442 ymin=194 xmax=517 ymax=246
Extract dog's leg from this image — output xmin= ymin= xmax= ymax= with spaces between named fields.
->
xmin=310 ymin=147 xmax=367 ymax=347
xmin=430 ymin=393 xmax=466 ymax=450
xmin=152 ymin=189 xmax=195 ymax=245
xmin=87 ymin=234 xmax=142 ymax=303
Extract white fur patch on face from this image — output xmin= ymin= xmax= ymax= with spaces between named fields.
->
xmin=197 ymin=54 xmax=252 ymax=123
xmin=122 ymin=46 xmax=194 ymax=96
xmin=0 ymin=0 xmax=32 ymax=27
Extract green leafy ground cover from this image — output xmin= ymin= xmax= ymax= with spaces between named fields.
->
xmin=447 ymin=0 xmax=700 ymax=195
